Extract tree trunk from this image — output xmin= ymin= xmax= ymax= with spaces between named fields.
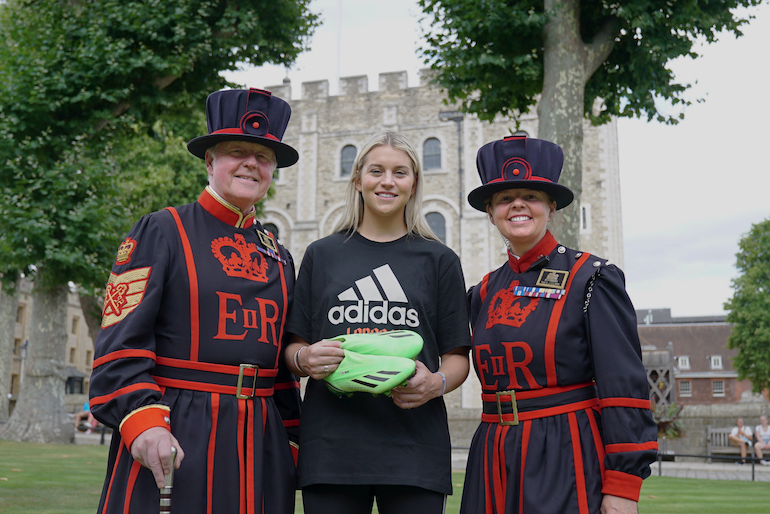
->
xmin=79 ymin=292 xmax=103 ymax=346
xmin=0 ymin=275 xmax=73 ymax=443
xmin=538 ymin=0 xmax=616 ymax=250
xmin=0 ymin=285 xmax=19 ymax=425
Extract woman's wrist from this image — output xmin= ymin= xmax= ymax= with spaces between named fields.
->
xmin=294 ymin=346 xmax=309 ymax=376
xmin=435 ymin=371 xmax=446 ymax=397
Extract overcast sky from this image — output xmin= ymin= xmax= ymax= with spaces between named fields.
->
xmin=226 ymin=0 xmax=770 ymax=318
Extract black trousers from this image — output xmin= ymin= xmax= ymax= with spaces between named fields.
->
xmin=302 ymin=483 xmax=446 ymax=514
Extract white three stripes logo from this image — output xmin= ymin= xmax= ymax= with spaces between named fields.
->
xmin=338 ymin=264 xmax=408 ymax=303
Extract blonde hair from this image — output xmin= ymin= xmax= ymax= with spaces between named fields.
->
xmin=332 ymin=130 xmax=439 ymax=241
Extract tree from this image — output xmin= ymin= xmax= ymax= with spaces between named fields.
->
xmin=0 ymin=0 xmax=318 ymax=443
xmin=725 ymin=218 xmax=770 ymax=394
xmin=419 ymin=0 xmax=761 ymax=247
xmin=0 ymin=286 xmax=19 ymax=424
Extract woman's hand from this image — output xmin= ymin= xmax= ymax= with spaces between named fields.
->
xmin=601 ymin=495 xmax=638 ymax=514
xmin=285 ymin=336 xmax=344 ymax=380
xmin=130 ymin=427 xmax=184 ymax=489
xmin=390 ymin=360 xmax=442 ymax=409
xmin=299 ymin=339 xmax=345 ymax=381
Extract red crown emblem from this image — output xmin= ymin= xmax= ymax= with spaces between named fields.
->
xmin=211 ymin=233 xmax=269 ymax=282
xmin=487 ymin=281 xmax=539 ymax=329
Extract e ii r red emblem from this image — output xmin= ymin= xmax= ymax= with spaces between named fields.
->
xmin=116 ymin=237 xmax=137 ymax=265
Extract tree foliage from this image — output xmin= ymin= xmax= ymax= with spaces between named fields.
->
xmin=725 ymin=218 xmax=770 ymax=394
xmin=419 ymin=0 xmax=761 ymax=125
xmin=0 ymin=0 xmax=317 ymax=443
xmin=419 ymin=0 xmax=761 ymax=248
xmin=0 ymin=0 xmax=318 ymax=293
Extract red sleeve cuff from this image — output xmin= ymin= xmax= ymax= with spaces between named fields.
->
xmin=119 ymin=405 xmax=171 ymax=450
xmin=602 ymin=469 xmax=643 ymax=501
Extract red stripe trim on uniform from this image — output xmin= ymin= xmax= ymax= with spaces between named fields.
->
xmin=283 ymin=419 xmax=300 ymax=428
xmin=480 ymin=273 xmax=490 ymax=304
xmin=166 ymin=207 xmax=200 ymax=361
xmin=544 ymin=252 xmax=591 ymax=387
xmin=599 ymin=397 xmax=651 ymax=410
xmin=482 ymin=424 xmax=494 ymax=514
xmin=155 ymin=356 xmax=279 ymax=377
xmin=238 ymin=401 xmax=246 ymax=514
xmin=102 ymin=442 xmax=123 ymax=514
xmin=586 ymin=409 xmax=606 ymax=477
xmin=153 ymin=376 xmax=274 ymax=397
xmin=519 ymin=421 xmax=531 ymax=514
xmin=274 ymin=381 xmax=300 ymax=390
xmin=480 ymin=381 xmax=595 ymax=402
xmin=605 ymin=441 xmax=659 ymax=454
xmin=125 ymin=460 xmax=141 ymax=514
xmin=261 ymin=397 xmax=268 ymax=435
xmin=92 ymin=349 xmax=156 ymax=369
xmin=568 ymin=412 xmax=589 ymax=514
xmin=481 ymin=398 xmax=599 ymax=424
xmin=207 ymin=393 xmax=219 ymax=514
xmin=518 ymin=399 xmax=599 ymax=421
xmin=602 ymin=470 xmax=643 ymax=502
xmin=274 ymin=232 xmax=289 ymax=369
xmin=90 ymin=382 xmax=162 ymax=406
xmin=247 ymin=402 xmax=256 ymax=514
xmin=492 ymin=425 xmax=506 ymax=514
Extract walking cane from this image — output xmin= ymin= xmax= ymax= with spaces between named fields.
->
xmin=160 ymin=446 xmax=177 ymax=513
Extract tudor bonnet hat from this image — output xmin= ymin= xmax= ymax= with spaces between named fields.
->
xmin=468 ymin=135 xmax=574 ymax=212
xmin=187 ymin=88 xmax=299 ymax=168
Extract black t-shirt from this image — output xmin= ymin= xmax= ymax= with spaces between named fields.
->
xmin=287 ymin=231 xmax=471 ymax=494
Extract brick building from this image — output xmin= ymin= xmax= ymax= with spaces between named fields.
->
xmin=638 ymin=308 xmax=755 ymax=405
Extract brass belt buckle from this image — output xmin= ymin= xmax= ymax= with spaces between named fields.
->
xmin=236 ymin=363 xmax=259 ymax=399
xmin=496 ymin=389 xmax=519 ymax=425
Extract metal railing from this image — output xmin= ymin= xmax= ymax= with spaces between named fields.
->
xmin=656 ymin=452 xmax=762 ymax=481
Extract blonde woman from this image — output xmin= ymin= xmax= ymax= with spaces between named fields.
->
xmin=285 ymin=130 xmax=471 ymax=514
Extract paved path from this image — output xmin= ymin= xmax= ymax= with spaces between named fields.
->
xmin=451 ymin=449 xmax=770 ymax=482
xmin=74 ymin=429 xmax=112 ymax=446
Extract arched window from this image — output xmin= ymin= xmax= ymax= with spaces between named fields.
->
xmin=426 ymin=212 xmax=446 ymax=244
xmin=263 ymin=223 xmax=280 ymax=241
xmin=423 ymin=138 xmax=441 ymax=170
xmin=341 ymin=145 xmax=357 ymax=176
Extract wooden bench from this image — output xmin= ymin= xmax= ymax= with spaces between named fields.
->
xmin=706 ymin=425 xmax=755 ymax=462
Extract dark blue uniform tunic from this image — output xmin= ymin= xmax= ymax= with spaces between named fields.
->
xmin=89 ymin=187 xmax=300 ymax=514
xmin=461 ymin=231 xmax=657 ymax=514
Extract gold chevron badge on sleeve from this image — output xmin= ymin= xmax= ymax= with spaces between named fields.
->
xmin=101 ymin=267 xmax=152 ymax=328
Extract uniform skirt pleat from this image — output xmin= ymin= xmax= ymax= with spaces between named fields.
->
xmin=96 ymin=388 xmax=296 ymax=514
xmin=461 ymin=408 xmax=604 ymax=514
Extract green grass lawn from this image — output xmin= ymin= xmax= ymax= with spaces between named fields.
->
xmin=2 ymin=440 xmax=769 ymax=513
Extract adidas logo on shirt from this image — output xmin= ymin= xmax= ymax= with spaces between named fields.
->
xmin=327 ymin=264 xmax=420 ymax=328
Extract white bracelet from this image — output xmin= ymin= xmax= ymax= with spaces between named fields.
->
xmin=436 ymin=372 xmax=446 ymax=396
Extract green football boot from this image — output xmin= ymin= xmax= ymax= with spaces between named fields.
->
xmin=324 ymin=350 xmax=416 ymax=397
xmin=330 ymin=330 xmax=423 ymax=359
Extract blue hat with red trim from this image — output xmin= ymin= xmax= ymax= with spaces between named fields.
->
xmin=187 ymin=88 xmax=299 ymax=168
xmin=468 ymin=135 xmax=574 ymax=211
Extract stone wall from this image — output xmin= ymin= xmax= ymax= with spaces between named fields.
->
xmin=673 ymin=399 xmax=770 ymax=461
